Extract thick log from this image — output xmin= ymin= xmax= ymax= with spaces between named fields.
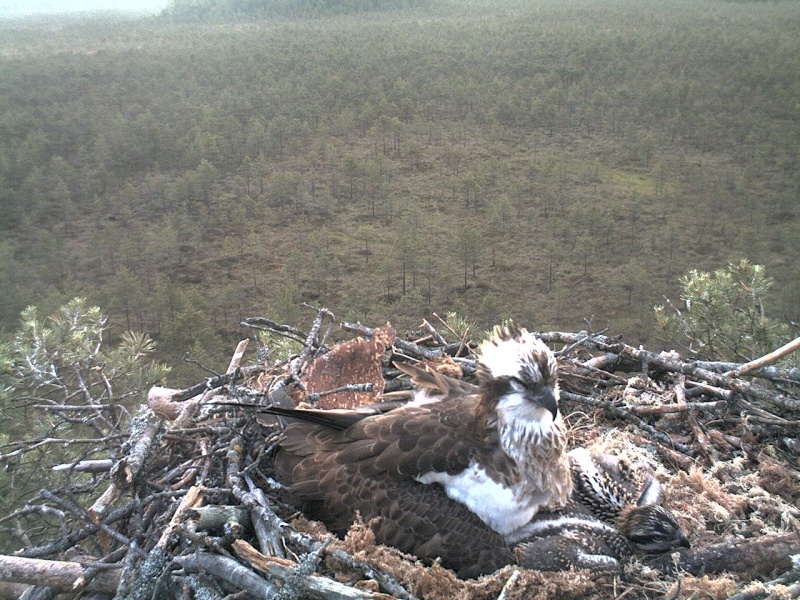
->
xmin=646 ymin=533 xmax=800 ymax=577
xmin=174 ymin=553 xmax=279 ymax=600
xmin=89 ymin=408 xmax=163 ymax=520
xmin=0 ymin=555 xmax=120 ymax=593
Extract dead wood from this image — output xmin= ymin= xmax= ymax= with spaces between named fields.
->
xmin=0 ymin=582 xmax=30 ymax=600
xmin=541 ymin=331 xmax=800 ymax=414
xmin=3 ymin=311 xmax=800 ymax=600
xmin=724 ymin=336 xmax=800 ymax=378
xmin=232 ymin=539 xmax=395 ymax=600
xmin=52 ymin=459 xmax=114 ymax=473
xmin=646 ymin=533 xmax=800 ymax=577
xmin=89 ymin=408 xmax=162 ymax=521
xmin=0 ymin=555 xmax=120 ymax=593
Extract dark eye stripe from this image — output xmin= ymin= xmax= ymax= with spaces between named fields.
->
xmin=486 ymin=377 xmax=512 ymax=397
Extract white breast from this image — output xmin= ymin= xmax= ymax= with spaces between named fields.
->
xmin=416 ymin=462 xmax=542 ymax=536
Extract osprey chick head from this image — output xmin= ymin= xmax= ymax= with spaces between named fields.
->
xmin=477 ymin=323 xmax=559 ymax=420
xmin=617 ymin=504 xmax=690 ymax=552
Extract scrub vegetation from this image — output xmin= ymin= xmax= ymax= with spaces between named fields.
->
xmin=0 ymin=0 xmax=798 ymax=382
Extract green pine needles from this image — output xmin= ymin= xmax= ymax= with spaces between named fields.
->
xmin=655 ymin=260 xmax=794 ymax=365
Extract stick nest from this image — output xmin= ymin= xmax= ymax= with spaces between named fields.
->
xmin=4 ymin=312 xmax=800 ymax=600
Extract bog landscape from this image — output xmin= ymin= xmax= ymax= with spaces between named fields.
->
xmin=0 ymin=0 xmax=798 ymax=598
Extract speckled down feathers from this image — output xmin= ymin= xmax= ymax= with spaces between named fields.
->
xmin=515 ymin=448 xmax=689 ymax=572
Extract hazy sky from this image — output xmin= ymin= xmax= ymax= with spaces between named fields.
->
xmin=0 ymin=0 xmax=169 ymax=17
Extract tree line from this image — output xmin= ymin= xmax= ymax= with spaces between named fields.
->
xmin=0 ymin=0 xmax=798 ymax=381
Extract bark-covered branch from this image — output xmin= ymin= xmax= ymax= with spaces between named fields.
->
xmin=0 ymin=555 xmax=121 ymax=593
xmin=647 ymin=533 xmax=800 ymax=577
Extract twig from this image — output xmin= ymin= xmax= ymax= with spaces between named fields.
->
xmin=38 ymin=490 xmax=145 ymax=559
xmin=241 ymin=317 xmax=309 ymax=345
xmin=0 ymin=434 xmax=126 ymax=461
xmin=294 ymin=307 xmax=336 ymax=377
xmin=341 ymin=321 xmax=443 ymax=360
xmin=724 ymin=336 xmax=800 ymax=378
xmin=560 ymin=391 xmax=694 ymax=455
xmin=496 ymin=569 xmax=520 ymax=600
xmin=627 ymin=400 xmax=727 ymax=415
xmin=20 ymin=491 xmax=186 ymax=559
xmin=174 ymin=553 xmax=279 ymax=600
xmin=287 ymin=533 xmax=419 ymax=600
xmin=684 ymin=381 xmax=734 ymax=401
xmin=52 ymin=459 xmax=114 ymax=473
xmin=156 ymin=486 xmax=205 ymax=549
xmin=420 ymin=319 xmax=448 ymax=347
xmin=170 ymin=370 xmax=246 ymax=403
xmin=116 ymin=487 xmax=204 ymax=600
xmin=89 ymin=407 xmax=163 ymax=520
xmin=227 ymin=339 xmax=250 ymax=373
xmin=232 ymin=539 xmax=391 ymax=600
xmin=676 ymin=376 xmax=719 ymax=462
xmin=693 ymin=361 xmax=800 ymax=385
xmin=433 ymin=312 xmax=472 ymax=357
xmin=227 ymin=436 xmax=286 ymax=558
xmin=539 ymin=332 xmax=800 ymax=414
xmin=555 ymin=331 xmax=596 ymax=357
xmin=304 ymin=383 xmax=375 ymax=404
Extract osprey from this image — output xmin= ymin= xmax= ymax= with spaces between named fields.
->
xmin=266 ymin=323 xmax=572 ymax=577
xmin=514 ymin=447 xmax=690 ymax=572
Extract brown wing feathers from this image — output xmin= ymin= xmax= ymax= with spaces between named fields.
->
xmin=370 ymin=478 xmax=515 ymax=579
xmin=271 ymin=406 xmax=516 ymax=578
xmin=393 ymin=361 xmax=478 ymax=401
xmin=274 ymin=400 xmax=481 ymax=481
xmin=265 ymin=333 xmax=565 ymax=577
xmin=266 ymin=381 xmax=520 ymax=576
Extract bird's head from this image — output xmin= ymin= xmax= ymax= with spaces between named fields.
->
xmin=476 ymin=323 xmax=559 ymax=423
xmin=617 ymin=504 xmax=690 ymax=553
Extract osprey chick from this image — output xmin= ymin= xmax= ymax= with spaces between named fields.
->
xmin=266 ymin=323 xmax=571 ymax=576
xmin=513 ymin=447 xmax=690 ymax=572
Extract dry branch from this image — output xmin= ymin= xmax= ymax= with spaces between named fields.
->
xmin=233 ymin=539 xmax=394 ymax=600
xmin=560 ymin=390 xmax=694 ymax=455
xmin=540 ymin=331 xmax=800 ymax=415
xmin=724 ymin=336 xmax=800 ymax=378
xmin=0 ymin=555 xmax=121 ymax=593
xmin=174 ymin=552 xmax=280 ymax=599
xmin=647 ymin=533 xmax=800 ymax=577
xmin=89 ymin=408 xmax=162 ymax=520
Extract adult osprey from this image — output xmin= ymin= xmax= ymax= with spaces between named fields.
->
xmin=266 ymin=323 xmax=572 ymax=576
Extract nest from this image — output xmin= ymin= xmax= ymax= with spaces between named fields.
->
xmin=2 ymin=311 xmax=800 ymax=600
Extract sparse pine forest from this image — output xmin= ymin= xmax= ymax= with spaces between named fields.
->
xmin=0 ymin=0 xmax=798 ymax=382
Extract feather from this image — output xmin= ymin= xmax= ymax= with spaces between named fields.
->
xmin=264 ymin=322 xmax=572 ymax=576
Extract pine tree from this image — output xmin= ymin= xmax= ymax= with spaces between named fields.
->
xmin=655 ymin=260 xmax=794 ymax=363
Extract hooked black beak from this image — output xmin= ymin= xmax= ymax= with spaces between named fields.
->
xmin=528 ymin=387 xmax=558 ymax=420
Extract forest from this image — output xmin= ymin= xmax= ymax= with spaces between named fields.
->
xmin=1 ymin=1 xmax=800 ymax=597
xmin=0 ymin=0 xmax=798 ymax=382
